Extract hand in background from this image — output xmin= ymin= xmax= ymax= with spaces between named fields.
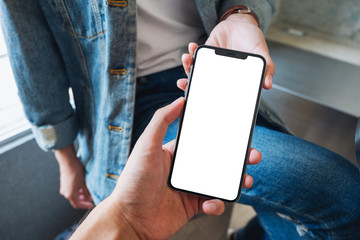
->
xmin=71 ymin=97 xmax=262 ymax=239
xmin=55 ymin=144 xmax=94 ymax=209
xmin=182 ymin=14 xmax=275 ymax=89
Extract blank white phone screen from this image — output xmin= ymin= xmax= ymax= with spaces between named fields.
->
xmin=170 ymin=47 xmax=265 ymax=201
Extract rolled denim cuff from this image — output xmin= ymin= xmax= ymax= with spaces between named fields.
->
xmin=31 ymin=114 xmax=78 ymax=151
xmin=219 ymin=0 xmax=277 ymax=33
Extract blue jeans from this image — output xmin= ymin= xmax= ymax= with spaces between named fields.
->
xmin=132 ymin=66 xmax=360 ymax=239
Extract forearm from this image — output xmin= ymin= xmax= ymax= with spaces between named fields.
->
xmin=70 ymin=197 xmax=140 ymax=240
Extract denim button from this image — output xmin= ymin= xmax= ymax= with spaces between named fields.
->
xmin=110 ymin=68 xmax=127 ymax=75
xmin=108 ymin=0 xmax=127 ymax=7
xmin=105 ymin=172 xmax=119 ymax=180
xmin=108 ymin=125 xmax=124 ymax=132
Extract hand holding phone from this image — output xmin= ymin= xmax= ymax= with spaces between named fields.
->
xmin=169 ymin=45 xmax=266 ymax=202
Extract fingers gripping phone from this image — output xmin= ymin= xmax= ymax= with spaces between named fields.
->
xmin=169 ymin=45 xmax=266 ymax=202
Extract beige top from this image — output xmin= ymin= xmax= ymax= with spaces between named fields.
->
xmin=136 ymin=0 xmax=206 ymax=77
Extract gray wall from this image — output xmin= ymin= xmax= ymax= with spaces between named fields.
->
xmin=275 ymin=0 xmax=360 ymax=46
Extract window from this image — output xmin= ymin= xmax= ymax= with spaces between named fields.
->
xmin=0 ymin=27 xmax=31 ymax=151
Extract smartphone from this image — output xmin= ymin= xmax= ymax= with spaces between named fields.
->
xmin=168 ymin=45 xmax=266 ymax=202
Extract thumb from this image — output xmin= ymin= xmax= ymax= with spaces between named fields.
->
xmin=137 ymin=97 xmax=184 ymax=149
xmin=201 ymin=199 xmax=225 ymax=216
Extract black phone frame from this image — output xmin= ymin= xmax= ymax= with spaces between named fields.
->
xmin=168 ymin=45 xmax=266 ymax=202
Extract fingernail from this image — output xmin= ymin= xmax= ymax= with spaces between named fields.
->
xmin=207 ymin=202 xmax=217 ymax=213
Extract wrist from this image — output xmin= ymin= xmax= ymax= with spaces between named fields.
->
xmin=107 ymin=195 xmax=144 ymax=240
xmin=55 ymin=144 xmax=79 ymax=166
xmin=225 ymin=13 xmax=258 ymax=27
xmin=71 ymin=196 xmax=141 ymax=240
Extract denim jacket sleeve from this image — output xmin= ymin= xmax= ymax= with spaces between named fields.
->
xmin=0 ymin=0 xmax=78 ymax=151
xmin=218 ymin=0 xmax=278 ymax=33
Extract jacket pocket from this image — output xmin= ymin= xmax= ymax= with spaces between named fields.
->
xmin=54 ymin=0 xmax=105 ymax=39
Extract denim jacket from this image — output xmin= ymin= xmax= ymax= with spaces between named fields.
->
xmin=0 ymin=0 xmax=280 ymax=204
